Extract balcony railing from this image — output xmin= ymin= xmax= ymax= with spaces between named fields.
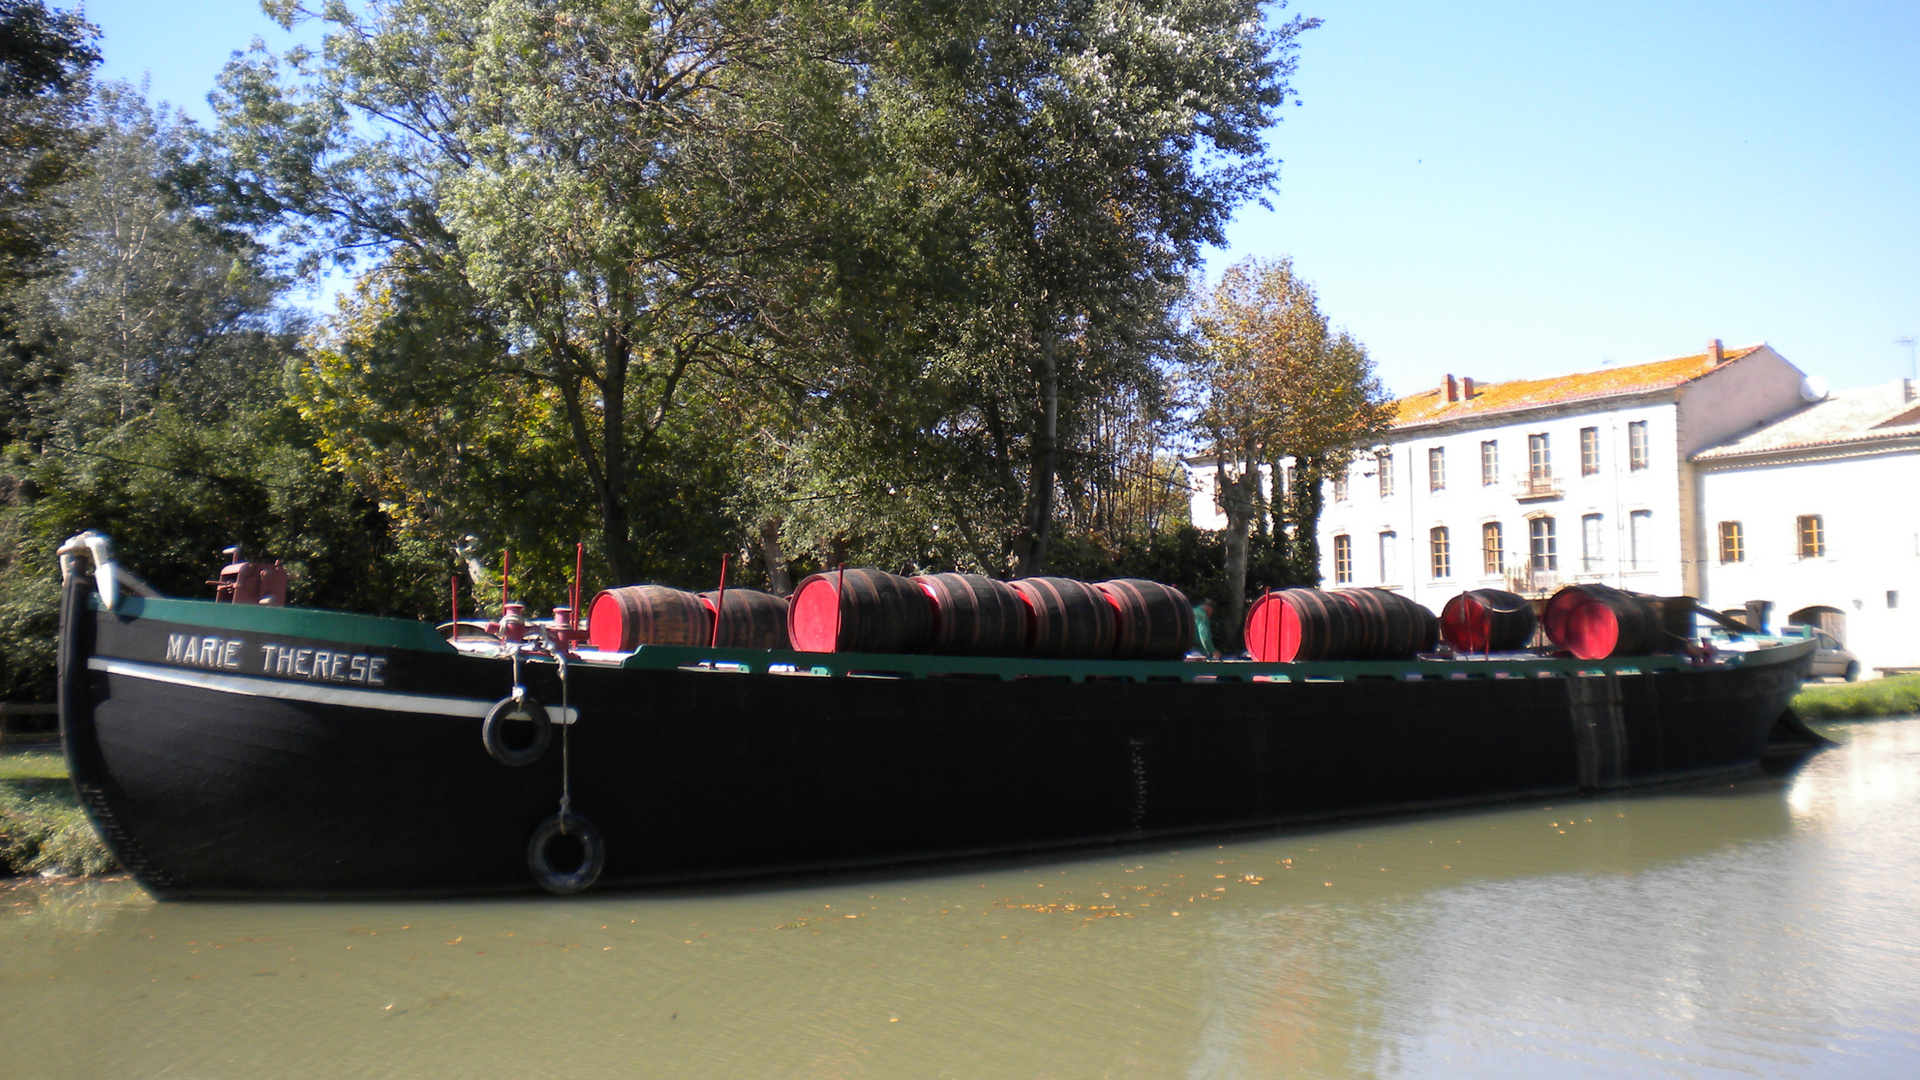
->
xmin=1505 ymin=567 xmax=1559 ymax=596
xmin=1514 ymin=472 xmax=1562 ymax=501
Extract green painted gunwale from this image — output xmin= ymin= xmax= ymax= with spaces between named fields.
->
xmin=615 ymin=644 xmax=1699 ymax=683
xmin=98 ymin=595 xmax=453 ymax=652
xmin=99 ymin=594 xmax=1812 ymax=684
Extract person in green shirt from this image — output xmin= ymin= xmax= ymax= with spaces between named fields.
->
xmin=1193 ymin=599 xmax=1220 ymax=660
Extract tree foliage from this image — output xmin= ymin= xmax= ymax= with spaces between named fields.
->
xmin=1189 ymin=255 xmax=1393 ymax=642
xmin=803 ymin=0 xmax=1317 ymax=577
xmin=208 ymin=0 xmax=1315 ymax=589
xmin=213 ymin=0 xmax=891 ymax=586
xmin=0 ymin=81 xmax=435 ymax=702
xmin=1 ymin=0 xmax=97 ymax=443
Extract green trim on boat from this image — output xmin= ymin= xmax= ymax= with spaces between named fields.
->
xmin=94 ymin=595 xmax=1810 ymax=682
xmin=615 ymin=642 xmax=1710 ymax=682
xmin=101 ymin=596 xmax=454 ymax=652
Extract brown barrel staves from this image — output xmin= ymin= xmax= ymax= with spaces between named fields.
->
xmin=913 ymin=573 xmax=1029 ymax=656
xmin=787 ymin=568 xmax=934 ymax=654
xmin=700 ymin=588 xmax=791 ymax=650
xmin=586 ymin=585 xmax=710 ymax=652
xmin=1333 ymin=588 xmax=1439 ymax=660
xmin=1096 ymin=578 xmax=1196 ymax=660
xmin=1243 ymin=588 xmax=1364 ymax=663
xmin=1439 ymin=589 xmax=1537 ymax=653
xmin=1008 ymin=577 xmax=1117 ymax=660
xmin=1542 ymin=583 xmax=1663 ymax=660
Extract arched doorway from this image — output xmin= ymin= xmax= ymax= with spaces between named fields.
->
xmin=1788 ymin=605 xmax=1846 ymax=643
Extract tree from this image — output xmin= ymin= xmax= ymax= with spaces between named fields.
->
xmin=0 ymin=81 xmax=439 ymax=702
xmin=856 ymin=0 xmax=1317 ymax=576
xmin=0 ymin=0 xmax=97 ymax=282
xmin=1 ymin=0 xmax=97 ymax=443
xmin=210 ymin=0 xmax=1318 ymax=587
xmin=296 ymin=254 xmax=756 ymax=605
xmin=12 ymin=85 xmax=291 ymax=444
xmin=1189 ymin=256 xmax=1392 ymax=644
xmin=212 ymin=0 xmax=886 ymax=586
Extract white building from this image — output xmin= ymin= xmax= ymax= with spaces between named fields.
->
xmin=1695 ymin=378 xmax=1920 ymax=675
xmin=1309 ymin=341 xmax=1807 ymax=615
xmin=1187 ymin=340 xmax=1918 ymax=672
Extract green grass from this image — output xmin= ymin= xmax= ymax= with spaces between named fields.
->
xmin=1 ymin=747 xmax=117 ymax=877
xmin=0 ymin=746 xmax=67 ymax=782
xmin=1792 ymin=673 xmax=1920 ymax=721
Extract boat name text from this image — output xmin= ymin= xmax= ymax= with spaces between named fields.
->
xmin=164 ymin=634 xmax=388 ymax=685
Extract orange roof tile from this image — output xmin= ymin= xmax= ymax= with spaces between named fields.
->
xmin=1391 ymin=345 xmax=1766 ymax=428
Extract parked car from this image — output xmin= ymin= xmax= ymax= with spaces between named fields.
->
xmin=1720 ymin=624 xmax=1861 ymax=681
xmin=1807 ymin=629 xmax=1861 ymax=682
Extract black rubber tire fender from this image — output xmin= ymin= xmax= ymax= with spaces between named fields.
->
xmin=528 ymin=812 xmax=606 ymax=895
xmin=1845 ymin=662 xmax=1860 ymax=683
xmin=482 ymin=692 xmax=552 ymax=767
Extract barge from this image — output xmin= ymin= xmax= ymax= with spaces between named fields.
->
xmin=55 ymin=534 xmax=1816 ymax=898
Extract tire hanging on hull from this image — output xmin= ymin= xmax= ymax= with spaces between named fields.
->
xmin=528 ymin=812 xmax=606 ymax=894
xmin=482 ymin=693 xmax=552 ymax=767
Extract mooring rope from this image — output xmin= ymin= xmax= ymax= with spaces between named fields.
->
xmin=554 ymin=643 xmax=573 ymax=824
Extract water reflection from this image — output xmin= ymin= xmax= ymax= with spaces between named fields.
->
xmin=5 ymin=721 xmax=1919 ymax=1079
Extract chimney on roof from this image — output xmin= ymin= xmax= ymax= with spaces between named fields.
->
xmin=1461 ymin=377 xmax=1476 ymax=399
xmin=1444 ymin=374 xmax=1459 ymax=402
xmin=1708 ymin=338 xmax=1725 ymax=364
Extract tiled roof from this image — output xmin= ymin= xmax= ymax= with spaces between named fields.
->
xmin=1693 ymin=381 xmax=1920 ymax=460
xmin=1390 ymin=345 xmax=1767 ymax=428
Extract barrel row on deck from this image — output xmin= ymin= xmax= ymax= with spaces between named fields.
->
xmin=1252 ymin=582 xmax=1699 ymax=663
xmin=590 ymin=576 xmax=1698 ymax=664
xmin=589 ymin=570 xmax=1198 ymax=661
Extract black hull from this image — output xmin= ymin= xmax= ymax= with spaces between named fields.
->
xmin=58 ymin=580 xmax=1815 ymax=898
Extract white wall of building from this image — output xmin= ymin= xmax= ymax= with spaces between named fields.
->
xmin=1316 ymin=399 xmax=1689 ymax=614
xmin=1699 ymin=446 xmax=1920 ymax=675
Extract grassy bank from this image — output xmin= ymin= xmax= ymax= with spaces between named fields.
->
xmin=1792 ymin=674 xmax=1920 ymax=721
xmin=0 ymin=747 xmax=117 ymax=877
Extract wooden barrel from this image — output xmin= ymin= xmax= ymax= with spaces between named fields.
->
xmin=586 ymin=585 xmax=710 ymax=652
xmin=1243 ymin=588 xmax=1362 ymax=662
xmin=913 ymin=573 xmax=1028 ymax=656
xmin=1096 ymin=578 xmax=1196 ymax=660
xmin=1439 ymin=589 xmax=1537 ymax=653
xmin=1542 ymin=584 xmax=1663 ymax=659
xmin=699 ymin=588 xmax=791 ymax=650
xmin=787 ymin=569 xmax=933 ymax=654
xmin=1008 ymin=577 xmax=1117 ymax=659
xmin=1333 ymin=588 xmax=1438 ymax=660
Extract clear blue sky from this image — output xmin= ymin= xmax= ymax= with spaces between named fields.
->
xmin=83 ymin=0 xmax=1920 ymax=397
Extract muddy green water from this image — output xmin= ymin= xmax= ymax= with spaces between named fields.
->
xmin=6 ymin=720 xmax=1920 ymax=1079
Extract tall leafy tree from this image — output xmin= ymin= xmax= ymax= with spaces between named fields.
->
xmin=0 ymin=81 xmax=435 ymax=702
xmin=842 ymin=0 xmax=1315 ymax=575
xmin=0 ymin=0 xmax=97 ymax=444
xmin=14 ymin=85 xmax=290 ymax=441
xmin=1189 ymin=255 xmax=1392 ymax=641
xmin=213 ymin=0 xmax=884 ymax=585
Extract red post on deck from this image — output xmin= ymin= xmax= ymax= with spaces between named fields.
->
xmin=709 ymin=554 xmax=730 ymax=648
xmin=571 ymin=542 xmax=585 ymax=632
xmin=1264 ymin=588 xmax=1275 ymax=664
xmin=834 ymin=563 xmax=846 ymax=652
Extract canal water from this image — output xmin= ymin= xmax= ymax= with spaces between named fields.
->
xmin=5 ymin=719 xmax=1919 ymax=1079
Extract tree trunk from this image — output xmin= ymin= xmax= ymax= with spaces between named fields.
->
xmin=1216 ymin=455 xmax=1258 ymax=653
xmin=758 ymin=518 xmax=791 ymax=595
xmin=1016 ymin=326 xmax=1059 ymax=577
xmin=595 ymin=327 xmax=638 ymax=584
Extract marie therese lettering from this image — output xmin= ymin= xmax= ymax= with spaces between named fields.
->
xmin=164 ymin=633 xmax=387 ymax=686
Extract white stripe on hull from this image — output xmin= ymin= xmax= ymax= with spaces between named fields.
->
xmin=86 ymin=656 xmax=579 ymax=723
